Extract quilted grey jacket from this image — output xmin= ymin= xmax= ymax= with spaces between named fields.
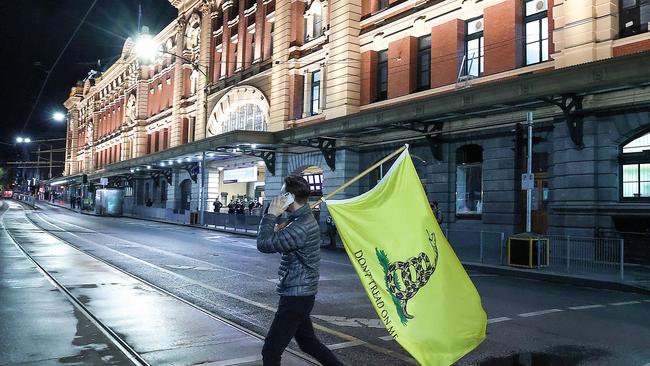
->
xmin=257 ymin=204 xmax=321 ymax=296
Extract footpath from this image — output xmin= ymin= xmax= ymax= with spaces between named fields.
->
xmin=42 ymin=199 xmax=650 ymax=295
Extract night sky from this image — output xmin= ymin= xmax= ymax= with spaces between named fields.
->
xmin=0 ymin=0 xmax=177 ymax=164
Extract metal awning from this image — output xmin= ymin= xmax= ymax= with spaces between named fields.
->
xmin=87 ymin=130 xmax=276 ymax=181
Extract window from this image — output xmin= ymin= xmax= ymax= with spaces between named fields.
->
xmin=303 ymin=173 xmax=323 ymax=196
xmin=464 ymin=17 xmax=484 ymax=77
xmin=621 ymin=131 xmax=650 ymax=200
xmin=310 ymin=70 xmax=321 ymax=115
xmin=376 ymin=50 xmax=388 ymax=102
xmin=620 ymin=0 xmax=650 ymax=37
xmin=250 ymin=31 xmax=256 ymax=62
xmin=456 ymin=145 xmax=483 ymax=216
xmin=218 ymin=103 xmax=267 ymax=133
xmin=378 ymin=0 xmax=389 ymax=10
xmin=417 ymin=35 xmax=431 ymax=90
xmin=524 ymin=0 xmax=549 ymax=65
xmin=304 ymin=1 xmax=324 ymax=41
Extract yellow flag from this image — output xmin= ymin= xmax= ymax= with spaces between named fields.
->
xmin=325 ymin=148 xmax=486 ymax=366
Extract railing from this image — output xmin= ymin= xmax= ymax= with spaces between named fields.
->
xmin=128 ymin=206 xmax=190 ymax=224
xmin=12 ymin=193 xmax=36 ymax=208
xmin=203 ymin=211 xmax=261 ymax=234
xmin=125 ymin=207 xmax=261 ymax=234
xmin=444 ymin=229 xmax=627 ymax=281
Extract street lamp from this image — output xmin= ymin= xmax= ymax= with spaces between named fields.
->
xmin=52 ymin=112 xmax=66 ymax=122
xmin=136 ymin=26 xmax=211 ymax=225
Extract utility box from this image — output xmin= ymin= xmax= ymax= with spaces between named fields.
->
xmin=508 ymin=233 xmax=549 ymax=268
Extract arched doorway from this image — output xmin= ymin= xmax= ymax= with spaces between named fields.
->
xmin=179 ymin=179 xmax=192 ymax=213
xmin=206 ymin=86 xmax=270 ymax=136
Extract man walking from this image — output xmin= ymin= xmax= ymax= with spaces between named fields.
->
xmin=257 ymin=176 xmax=343 ymax=366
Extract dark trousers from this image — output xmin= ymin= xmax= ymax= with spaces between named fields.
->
xmin=262 ymin=295 xmax=343 ymax=366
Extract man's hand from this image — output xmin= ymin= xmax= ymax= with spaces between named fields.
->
xmin=268 ymin=196 xmax=287 ymax=216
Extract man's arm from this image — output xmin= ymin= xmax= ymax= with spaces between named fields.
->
xmin=257 ymin=214 xmax=308 ymax=254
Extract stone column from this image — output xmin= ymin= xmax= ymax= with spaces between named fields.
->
xmin=552 ymin=0 xmax=617 ymax=67
xmin=323 ymin=0 xmax=361 ymax=119
xmin=134 ymin=75 xmax=150 ymax=158
xmin=171 ymin=17 xmax=187 ymax=147
xmin=68 ymin=109 xmax=80 ymax=175
xmin=195 ymin=3 xmax=213 ymax=141
xmin=268 ymin=0 xmax=291 ymax=131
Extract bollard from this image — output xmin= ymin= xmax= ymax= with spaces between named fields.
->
xmin=619 ymin=239 xmax=625 ymax=281
xmin=479 ymin=231 xmax=483 ymax=263
xmin=566 ymin=236 xmax=571 ymax=273
xmin=500 ymin=232 xmax=505 ymax=265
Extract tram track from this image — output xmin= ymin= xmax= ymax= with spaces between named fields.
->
xmin=26 ymin=202 xmax=418 ymax=365
xmin=1 ymin=203 xmax=148 ymax=366
xmin=11 ymin=201 xmax=322 ymax=365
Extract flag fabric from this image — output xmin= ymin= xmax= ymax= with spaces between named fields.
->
xmin=325 ymin=147 xmax=486 ymax=366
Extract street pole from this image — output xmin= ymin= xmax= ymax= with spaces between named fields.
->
xmin=49 ymin=143 xmax=53 ymax=179
xmin=526 ymin=112 xmax=533 ymax=233
xmin=199 ymin=151 xmax=206 ymax=225
xmin=36 ymin=144 xmax=41 ymax=182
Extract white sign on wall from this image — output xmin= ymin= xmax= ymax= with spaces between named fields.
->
xmin=224 ymin=166 xmax=258 ymax=183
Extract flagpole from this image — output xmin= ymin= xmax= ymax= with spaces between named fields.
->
xmin=311 ymin=144 xmax=408 ymax=209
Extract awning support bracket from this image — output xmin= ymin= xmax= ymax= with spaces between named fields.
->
xmin=250 ymin=150 xmax=276 ymax=176
xmin=308 ymin=137 xmax=336 ymax=171
xmin=390 ymin=121 xmax=444 ymax=161
xmin=543 ymin=94 xmax=585 ymax=149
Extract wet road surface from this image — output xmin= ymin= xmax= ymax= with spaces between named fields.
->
xmin=5 ymin=200 xmax=650 ymax=365
xmin=1 ymin=201 xmax=313 ymax=366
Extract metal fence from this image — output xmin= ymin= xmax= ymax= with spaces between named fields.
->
xmin=444 ymin=229 xmax=626 ymax=280
xmin=128 ymin=206 xmax=190 ymax=224
xmin=125 ymin=207 xmax=261 ymax=234
xmin=12 ymin=194 xmax=36 ymax=208
xmin=203 ymin=211 xmax=261 ymax=234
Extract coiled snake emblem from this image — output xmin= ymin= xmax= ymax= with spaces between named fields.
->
xmin=376 ymin=229 xmax=438 ymax=323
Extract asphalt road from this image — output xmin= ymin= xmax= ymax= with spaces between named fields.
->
xmin=20 ymin=203 xmax=650 ymax=365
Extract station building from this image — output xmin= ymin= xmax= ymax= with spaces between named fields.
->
xmin=59 ymin=0 xmax=650 ymax=262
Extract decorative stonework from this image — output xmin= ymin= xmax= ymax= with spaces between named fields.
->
xmin=184 ymin=13 xmax=202 ymax=50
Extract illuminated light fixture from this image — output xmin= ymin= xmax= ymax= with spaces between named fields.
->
xmin=24 ymin=138 xmax=31 ymax=143
xmin=135 ymin=26 xmax=158 ymax=64
xmin=257 ymin=161 xmax=265 ymax=166
xmin=136 ymin=168 xmax=141 ymax=171
xmin=130 ymin=169 xmax=135 ymax=173
xmin=16 ymin=137 xmax=24 ymax=143
xmin=160 ymin=162 xmax=166 ymax=166
xmin=177 ymin=158 xmax=183 ymax=163
xmin=146 ymin=165 xmax=152 ymax=170
xmin=52 ymin=112 xmax=66 ymax=122
xmin=207 ymin=152 xmax=216 ymax=157
xmin=218 ymin=167 xmax=224 ymax=171
xmin=251 ymin=144 xmax=258 ymax=149
xmin=185 ymin=157 xmax=192 ymax=162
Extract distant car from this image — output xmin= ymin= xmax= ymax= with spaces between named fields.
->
xmin=2 ymin=190 xmax=13 ymax=198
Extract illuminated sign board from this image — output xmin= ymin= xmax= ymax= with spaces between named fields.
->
xmin=223 ymin=166 xmax=258 ymax=183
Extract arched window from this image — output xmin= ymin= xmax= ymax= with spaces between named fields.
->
xmin=456 ymin=145 xmax=483 ymax=216
xmin=621 ymin=131 xmax=650 ymax=200
xmin=207 ymin=86 xmax=270 ymax=136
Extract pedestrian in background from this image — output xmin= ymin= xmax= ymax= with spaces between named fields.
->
xmin=257 ymin=176 xmax=343 ymax=366
xmin=71 ymin=194 xmax=76 ymax=209
xmin=213 ymin=199 xmax=223 ymax=213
